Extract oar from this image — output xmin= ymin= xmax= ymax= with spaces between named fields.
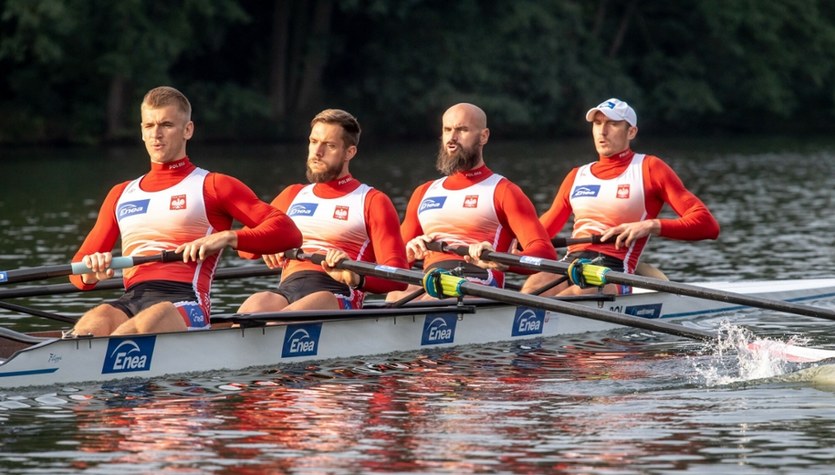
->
xmin=385 ymin=263 xmax=528 ymax=307
xmin=285 ymin=249 xmax=714 ymax=341
xmin=0 ymin=251 xmax=182 ymax=286
xmin=0 ymin=264 xmax=281 ymax=300
xmin=0 ymin=301 xmax=77 ymax=323
xmin=0 ymin=265 xmax=282 ymax=325
xmin=549 ymin=235 xmax=667 ymax=279
xmin=551 ymin=235 xmax=599 ymax=248
xmin=284 ymin=250 xmax=835 ymax=363
xmin=386 ymin=287 xmax=427 ymax=307
xmin=431 ymin=242 xmax=835 ymax=322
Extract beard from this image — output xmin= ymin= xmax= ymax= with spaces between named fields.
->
xmin=306 ymin=159 xmax=343 ymax=183
xmin=436 ymin=142 xmax=480 ymax=176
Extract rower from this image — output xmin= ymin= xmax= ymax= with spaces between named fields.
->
xmin=521 ymin=98 xmax=718 ymax=296
xmin=237 ymin=109 xmax=408 ymax=313
xmin=67 ymin=86 xmax=302 ymax=337
xmin=385 ymin=103 xmax=556 ymax=303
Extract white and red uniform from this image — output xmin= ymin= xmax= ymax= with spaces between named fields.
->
xmin=541 ymin=149 xmax=720 ymax=273
xmin=116 ymin=168 xmax=213 ymax=289
xmin=401 ymin=165 xmax=556 ymax=287
xmin=71 ymin=156 xmax=302 ymax=319
xmin=241 ymin=175 xmax=407 ymax=306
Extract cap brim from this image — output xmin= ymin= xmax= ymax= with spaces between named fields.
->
xmin=586 ymin=107 xmax=619 ymax=122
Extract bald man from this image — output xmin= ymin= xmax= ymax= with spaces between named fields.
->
xmin=386 ymin=103 xmax=556 ymax=301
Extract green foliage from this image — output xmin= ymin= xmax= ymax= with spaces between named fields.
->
xmin=621 ymin=0 xmax=835 ymax=130
xmin=2 ymin=0 xmax=835 ymax=143
xmin=331 ymin=0 xmax=615 ymax=137
xmin=187 ymin=82 xmax=273 ymax=140
xmin=0 ymin=0 xmax=248 ymax=143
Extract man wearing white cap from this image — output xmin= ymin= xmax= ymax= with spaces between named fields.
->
xmin=521 ymin=98 xmax=720 ymax=296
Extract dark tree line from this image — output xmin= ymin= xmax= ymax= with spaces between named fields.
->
xmin=2 ymin=0 xmax=835 ymax=145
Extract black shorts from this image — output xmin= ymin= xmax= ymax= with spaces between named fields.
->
xmin=107 ymin=281 xmax=210 ymax=330
xmin=276 ymin=271 xmax=353 ymax=304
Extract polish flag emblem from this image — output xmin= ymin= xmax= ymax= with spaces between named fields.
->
xmin=616 ymin=185 xmax=630 ymax=199
xmin=333 ymin=205 xmax=349 ymax=220
xmin=170 ymin=194 xmax=187 ymax=210
xmin=463 ymin=195 xmax=479 ymax=208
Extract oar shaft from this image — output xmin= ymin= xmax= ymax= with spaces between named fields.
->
xmin=440 ymin=243 xmax=835 ymax=321
xmin=0 ymin=265 xmax=281 ymax=300
xmin=0 ymin=301 xmax=77 ymax=323
xmin=456 ymin=280 xmax=715 ymax=341
xmin=285 ymin=250 xmax=716 ymax=342
xmin=0 ymin=251 xmax=182 ymax=285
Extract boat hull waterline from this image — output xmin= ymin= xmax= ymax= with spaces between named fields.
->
xmin=2 ymin=278 xmax=835 ymax=388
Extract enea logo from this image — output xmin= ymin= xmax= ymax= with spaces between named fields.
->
xmin=287 ymin=203 xmax=318 ymax=217
xmin=625 ymin=303 xmax=662 ymax=319
xmin=512 ymin=307 xmax=545 ymax=336
xmin=116 ymin=199 xmax=151 ymax=221
xmin=102 ymin=336 xmax=156 ymax=374
xmin=421 ymin=313 xmax=457 ymax=345
xmin=571 ymin=185 xmax=601 ymax=198
xmin=179 ymin=302 xmax=207 ymax=327
xmin=281 ymin=323 xmax=322 ymax=357
xmin=418 ymin=196 xmax=446 ymax=214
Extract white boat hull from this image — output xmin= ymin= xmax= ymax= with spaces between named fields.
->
xmin=2 ymin=278 xmax=835 ymax=388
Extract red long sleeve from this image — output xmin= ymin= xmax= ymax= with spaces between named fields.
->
xmin=70 ymin=157 xmax=301 ymax=290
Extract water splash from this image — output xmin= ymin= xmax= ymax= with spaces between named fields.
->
xmin=688 ymin=320 xmax=808 ymax=386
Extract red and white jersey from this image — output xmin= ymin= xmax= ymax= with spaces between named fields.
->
xmin=570 ymin=154 xmax=648 ymax=268
xmin=287 ymin=182 xmax=371 ymax=260
xmin=116 ymin=167 xmax=215 ymax=299
xmin=70 ymin=156 xmax=304 ymax=317
xmin=539 ymin=149 xmax=720 ymax=273
xmin=240 ymin=175 xmax=407 ymax=295
xmin=401 ymin=165 xmax=557 ymax=281
xmin=418 ymin=173 xmax=504 ymax=249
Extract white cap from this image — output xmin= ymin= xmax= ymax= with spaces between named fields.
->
xmin=585 ymin=98 xmax=637 ymax=126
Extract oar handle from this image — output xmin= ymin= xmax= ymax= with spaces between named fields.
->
xmin=284 ymin=249 xmax=422 ymax=287
xmin=426 ymin=241 xmax=465 ymax=256
xmin=69 ymin=250 xmax=183 ymax=274
xmin=285 ymin=249 xmax=324 ymax=265
xmin=551 ymin=235 xmax=601 ymax=248
xmin=0 ymin=251 xmax=183 ymax=285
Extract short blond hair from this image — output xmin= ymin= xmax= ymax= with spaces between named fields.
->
xmin=142 ymin=86 xmax=192 ymax=120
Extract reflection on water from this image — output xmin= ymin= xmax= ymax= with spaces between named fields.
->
xmin=1 ymin=137 xmax=835 ymax=473
xmin=1 ymin=337 xmax=834 ymax=473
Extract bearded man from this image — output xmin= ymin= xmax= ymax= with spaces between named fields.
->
xmin=237 ymin=109 xmax=407 ymax=312
xmin=385 ymin=103 xmax=556 ymax=302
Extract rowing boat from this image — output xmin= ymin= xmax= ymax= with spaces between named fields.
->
xmin=2 ymin=277 xmax=835 ymax=389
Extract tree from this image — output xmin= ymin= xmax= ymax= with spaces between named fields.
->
xmin=0 ymin=0 xmax=247 ymax=143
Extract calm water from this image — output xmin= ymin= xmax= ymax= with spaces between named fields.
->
xmin=1 ymin=136 xmax=835 ymax=473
